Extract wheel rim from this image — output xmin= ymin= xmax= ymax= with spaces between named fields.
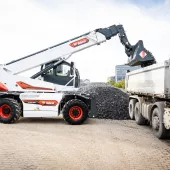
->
xmin=0 ymin=104 xmax=11 ymax=118
xmin=152 ymin=114 xmax=160 ymax=131
xmin=69 ymin=106 xmax=83 ymax=120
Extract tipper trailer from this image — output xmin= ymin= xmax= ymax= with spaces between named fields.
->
xmin=126 ymin=60 xmax=170 ymax=139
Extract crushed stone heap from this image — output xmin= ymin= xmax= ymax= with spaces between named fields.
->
xmin=65 ymin=82 xmax=130 ymax=120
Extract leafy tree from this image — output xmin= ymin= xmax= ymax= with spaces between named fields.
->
xmin=107 ymin=78 xmax=125 ymax=89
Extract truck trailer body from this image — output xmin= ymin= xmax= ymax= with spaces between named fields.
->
xmin=126 ymin=60 xmax=170 ymax=139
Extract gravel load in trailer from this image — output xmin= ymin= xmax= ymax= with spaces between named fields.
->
xmin=76 ymin=82 xmax=130 ymax=120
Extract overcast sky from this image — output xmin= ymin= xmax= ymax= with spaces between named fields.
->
xmin=0 ymin=0 xmax=170 ymax=81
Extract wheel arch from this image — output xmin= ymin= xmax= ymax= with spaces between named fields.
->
xmin=150 ymin=102 xmax=166 ymax=123
xmin=58 ymin=94 xmax=91 ymax=115
xmin=129 ymin=95 xmax=143 ymax=113
xmin=0 ymin=93 xmax=23 ymax=116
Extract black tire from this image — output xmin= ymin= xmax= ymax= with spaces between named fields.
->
xmin=0 ymin=98 xmax=21 ymax=124
xmin=151 ymin=107 xmax=169 ymax=139
xmin=134 ymin=102 xmax=146 ymax=125
xmin=129 ymin=99 xmax=136 ymax=120
xmin=62 ymin=99 xmax=88 ymax=125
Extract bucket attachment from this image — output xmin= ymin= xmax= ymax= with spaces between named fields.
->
xmin=126 ymin=40 xmax=156 ymax=67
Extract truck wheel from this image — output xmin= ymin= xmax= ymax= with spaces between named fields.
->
xmin=134 ymin=102 xmax=146 ymax=125
xmin=129 ymin=99 xmax=136 ymax=120
xmin=62 ymin=99 xmax=88 ymax=125
xmin=0 ymin=98 xmax=21 ymax=124
xmin=151 ymin=107 xmax=169 ymax=139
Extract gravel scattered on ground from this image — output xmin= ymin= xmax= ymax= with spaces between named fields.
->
xmin=0 ymin=118 xmax=170 ymax=170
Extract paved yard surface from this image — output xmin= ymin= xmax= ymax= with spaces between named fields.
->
xmin=0 ymin=118 xmax=170 ymax=170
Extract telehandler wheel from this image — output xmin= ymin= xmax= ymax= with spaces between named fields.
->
xmin=129 ymin=99 xmax=136 ymax=120
xmin=0 ymin=98 xmax=21 ymax=124
xmin=151 ymin=107 xmax=169 ymax=139
xmin=134 ymin=102 xmax=146 ymax=125
xmin=62 ymin=99 xmax=88 ymax=125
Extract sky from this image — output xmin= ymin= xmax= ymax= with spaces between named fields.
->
xmin=0 ymin=0 xmax=170 ymax=82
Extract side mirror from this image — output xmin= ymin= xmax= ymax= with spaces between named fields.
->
xmin=70 ymin=62 xmax=74 ymax=75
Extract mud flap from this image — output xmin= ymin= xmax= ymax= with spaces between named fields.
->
xmin=88 ymin=97 xmax=97 ymax=118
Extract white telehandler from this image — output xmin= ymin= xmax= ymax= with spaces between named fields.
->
xmin=0 ymin=24 xmax=155 ymax=125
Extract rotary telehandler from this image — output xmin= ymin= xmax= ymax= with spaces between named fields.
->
xmin=0 ymin=24 xmax=155 ymax=125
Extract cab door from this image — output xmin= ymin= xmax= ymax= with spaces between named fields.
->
xmin=42 ymin=62 xmax=80 ymax=88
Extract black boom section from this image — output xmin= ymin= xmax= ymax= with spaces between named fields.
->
xmin=96 ymin=24 xmax=156 ymax=67
xmin=96 ymin=24 xmax=134 ymax=57
xmin=96 ymin=25 xmax=131 ymax=48
xmin=96 ymin=25 xmax=119 ymax=40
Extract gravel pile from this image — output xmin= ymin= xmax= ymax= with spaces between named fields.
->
xmin=64 ymin=82 xmax=130 ymax=120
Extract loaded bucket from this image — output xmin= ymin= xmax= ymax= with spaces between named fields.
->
xmin=127 ymin=40 xmax=156 ymax=67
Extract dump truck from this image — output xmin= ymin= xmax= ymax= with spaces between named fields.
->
xmin=126 ymin=60 xmax=170 ymax=139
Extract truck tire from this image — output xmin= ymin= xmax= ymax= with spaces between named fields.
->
xmin=151 ymin=107 xmax=169 ymax=139
xmin=129 ymin=99 xmax=136 ymax=120
xmin=0 ymin=98 xmax=21 ymax=124
xmin=134 ymin=102 xmax=146 ymax=125
xmin=62 ymin=99 xmax=88 ymax=125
